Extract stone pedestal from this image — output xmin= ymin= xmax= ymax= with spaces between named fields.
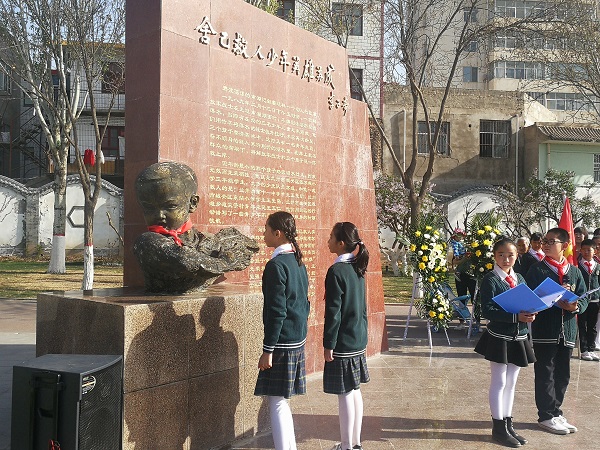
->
xmin=36 ymin=285 xmax=269 ymax=449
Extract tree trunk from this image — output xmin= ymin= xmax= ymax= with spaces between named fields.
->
xmin=47 ymin=153 xmax=68 ymax=274
xmin=81 ymin=201 xmax=94 ymax=290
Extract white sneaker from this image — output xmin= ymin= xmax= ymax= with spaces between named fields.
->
xmin=595 ymin=345 xmax=600 ymax=351
xmin=557 ymin=415 xmax=577 ymax=433
xmin=581 ymin=351 xmax=594 ymax=361
xmin=538 ymin=417 xmax=569 ymax=435
xmin=590 ymin=352 xmax=600 ymax=361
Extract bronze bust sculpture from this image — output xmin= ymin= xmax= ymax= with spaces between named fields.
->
xmin=133 ymin=162 xmax=259 ymax=293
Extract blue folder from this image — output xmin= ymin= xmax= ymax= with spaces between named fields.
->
xmin=492 ymin=277 xmax=592 ymax=314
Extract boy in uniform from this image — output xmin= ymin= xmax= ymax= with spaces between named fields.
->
xmin=577 ymin=239 xmax=600 ymax=361
xmin=525 ymin=228 xmax=587 ymax=435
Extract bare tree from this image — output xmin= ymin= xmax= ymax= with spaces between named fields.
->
xmin=382 ymin=0 xmax=567 ymax=226
xmin=61 ymin=0 xmax=125 ymax=289
xmin=0 ymin=0 xmax=81 ymax=272
xmin=0 ymin=0 xmax=124 ymax=285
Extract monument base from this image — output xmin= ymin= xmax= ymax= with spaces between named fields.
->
xmin=36 ymin=285 xmax=269 ymax=449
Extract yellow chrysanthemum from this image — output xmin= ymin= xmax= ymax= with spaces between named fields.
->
xmin=422 ymin=256 xmax=428 ymax=262
xmin=484 ymin=225 xmax=492 ymax=231
xmin=425 ymin=225 xmax=432 ymax=230
xmin=419 ymin=262 xmax=426 ymax=270
xmin=421 ymin=244 xmax=428 ymax=250
xmin=471 ymin=242 xmax=479 ymax=248
xmin=494 ymin=229 xmax=501 ymax=234
xmin=429 ymin=310 xmax=436 ymax=318
xmin=434 ymin=267 xmax=440 ymax=272
xmin=428 ymin=276 xmax=435 ymax=283
xmin=438 ymin=313 xmax=444 ymax=319
xmin=442 ymin=267 xmax=447 ymax=272
xmin=475 ymin=250 xmax=482 ymax=257
xmin=434 ymin=230 xmax=439 ymax=236
xmin=477 ymin=229 xmax=484 ymax=235
xmin=410 ymin=244 xmax=416 ymax=251
xmin=483 ymin=239 xmax=492 ymax=246
xmin=415 ymin=231 xmax=422 ymax=237
xmin=486 ymin=263 xmax=494 ymax=270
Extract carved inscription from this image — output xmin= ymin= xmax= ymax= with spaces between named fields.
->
xmin=208 ymin=85 xmax=318 ymax=286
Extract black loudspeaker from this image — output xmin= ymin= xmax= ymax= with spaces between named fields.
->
xmin=11 ymin=354 xmax=123 ymax=450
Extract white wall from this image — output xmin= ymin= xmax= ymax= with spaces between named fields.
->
xmin=0 ymin=175 xmax=123 ymax=256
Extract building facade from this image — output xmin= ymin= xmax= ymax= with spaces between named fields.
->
xmin=276 ymin=0 xmax=384 ymax=118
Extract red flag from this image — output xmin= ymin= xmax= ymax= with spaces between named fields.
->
xmin=558 ymin=197 xmax=575 ymax=264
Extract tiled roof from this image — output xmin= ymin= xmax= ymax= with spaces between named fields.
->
xmin=537 ymin=125 xmax=600 ymax=142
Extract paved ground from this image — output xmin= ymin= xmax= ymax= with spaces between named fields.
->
xmin=2 ymin=300 xmax=600 ymax=450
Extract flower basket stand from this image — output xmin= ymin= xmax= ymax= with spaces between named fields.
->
xmin=403 ymin=273 xmax=450 ymax=348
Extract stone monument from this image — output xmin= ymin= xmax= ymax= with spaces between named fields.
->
xmin=36 ymin=0 xmax=387 ymax=448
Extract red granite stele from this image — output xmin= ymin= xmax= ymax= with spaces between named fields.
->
xmin=125 ymin=0 xmax=386 ymax=446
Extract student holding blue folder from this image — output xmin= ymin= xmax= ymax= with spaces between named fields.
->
xmin=525 ymin=227 xmax=587 ymax=435
xmin=475 ymin=238 xmax=536 ymax=448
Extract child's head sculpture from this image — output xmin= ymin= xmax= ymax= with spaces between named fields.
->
xmin=135 ymin=161 xmax=199 ymax=231
xmin=133 ymin=161 xmax=259 ymax=294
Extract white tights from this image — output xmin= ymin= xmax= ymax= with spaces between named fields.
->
xmin=269 ymin=396 xmax=297 ymax=450
xmin=489 ymin=361 xmax=520 ymax=420
xmin=338 ymin=389 xmax=364 ymax=449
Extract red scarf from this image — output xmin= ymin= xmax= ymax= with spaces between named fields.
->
xmin=585 ymin=261 xmax=593 ymax=274
xmin=147 ymin=219 xmax=193 ymax=247
xmin=505 ymin=275 xmax=516 ymax=288
xmin=544 ymin=256 xmax=569 ymax=284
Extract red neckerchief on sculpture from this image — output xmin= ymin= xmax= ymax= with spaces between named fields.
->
xmin=544 ymin=256 xmax=569 ymax=285
xmin=147 ymin=219 xmax=193 ymax=247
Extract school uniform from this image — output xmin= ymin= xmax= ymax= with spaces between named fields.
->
xmin=323 ymin=253 xmax=370 ymax=395
xmin=517 ymin=249 xmax=544 ymax=276
xmin=474 ymin=268 xmax=535 ymax=367
xmin=525 ymin=259 xmax=587 ymax=423
xmin=577 ymin=259 xmax=600 ymax=353
xmin=255 ymin=244 xmax=310 ymax=399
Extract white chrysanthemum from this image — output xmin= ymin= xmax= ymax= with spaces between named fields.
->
xmin=479 ymin=267 xmax=485 ymax=272
xmin=418 ymin=251 xmax=423 ymax=256
xmin=486 ymin=252 xmax=493 ymax=258
xmin=424 ymin=233 xmax=430 ymax=239
xmin=490 ymin=232 xmax=496 ymax=239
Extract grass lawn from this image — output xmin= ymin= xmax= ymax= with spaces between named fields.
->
xmin=382 ymin=272 xmax=413 ymax=304
xmin=0 ymin=259 xmax=123 ymax=298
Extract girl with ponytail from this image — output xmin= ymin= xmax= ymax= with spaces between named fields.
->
xmin=254 ymin=211 xmax=310 ymax=450
xmin=323 ymin=221 xmax=370 ymax=450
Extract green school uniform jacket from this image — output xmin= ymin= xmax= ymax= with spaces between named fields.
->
xmin=323 ymin=262 xmax=368 ymax=357
xmin=480 ymin=271 xmax=529 ymax=341
xmin=525 ymin=261 xmax=587 ymax=348
xmin=577 ymin=259 xmax=600 ymax=302
xmin=261 ymin=253 xmax=310 ymax=353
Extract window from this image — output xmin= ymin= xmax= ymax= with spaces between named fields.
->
xmin=276 ymin=0 xmax=295 ymax=23
xmin=0 ymin=71 xmax=10 ymax=93
xmin=492 ymin=61 xmax=543 ymax=80
xmin=101 ymin=126 xmax=125 ymax=158
xmin=495 ymin=1 xmax=545 ymax=18
xmin=102 ymin=62 xmax=125 ymax=94
xmin=332 ymin=3 xmax=363 ymax=36
xmin=480 ymin=120 xmax=510 ymax=158
xmin=463 ymin=66 xmax=478 ymax=83
xmin=418 ymin=121 xmax=450 ymax=156
xmin=464 ymin=7 xmax=478 ymax=23
xmin=349 ymin=68 xmax=363 ymax=101
xmin=595 ymin=154 xmax=600 ymax=182
xmin=465 ymin=40 xmax=478 ymax=52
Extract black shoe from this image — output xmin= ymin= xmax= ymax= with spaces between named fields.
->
xmin=505 ymin=417 xmax=527 ymax=445
xmin=353 ymin=446 xmax=363 ymax=450
xmin=492 ymin=418 xmax=521 ymax=448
